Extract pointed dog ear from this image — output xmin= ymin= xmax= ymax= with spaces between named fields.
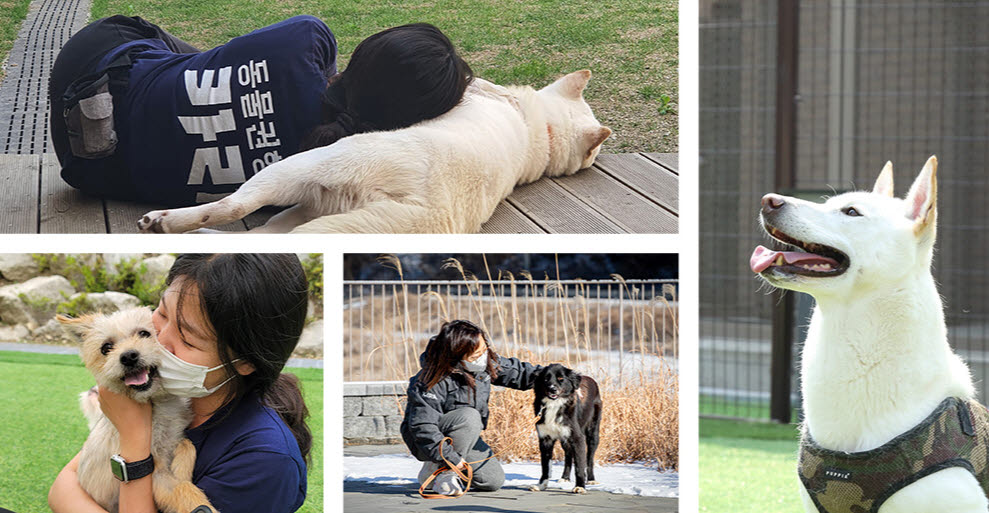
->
xmin=904 ymin=155 xmax=937 ymax=236
xmin=872 ymin=161 xmax=894 ymax=197
xmin=546 ymin=70 xmax=592 ymax=100
xmin=584 ymin=126 xmax=612 ymax=160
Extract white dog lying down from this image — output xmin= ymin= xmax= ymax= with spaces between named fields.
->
xmin=137 ymin=70 xmax=611 ymax=234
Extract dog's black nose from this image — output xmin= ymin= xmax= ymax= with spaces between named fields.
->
xmin=119 ymin=350 xmax=140 ymax=367
xmin=761 ymin=194 xmax=785 ymax=214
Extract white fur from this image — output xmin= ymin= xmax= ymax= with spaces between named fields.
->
xmin=137 ymin=72 xmax=611 ymax=234
xmin=536 ymin=397 xmax=572 ymax=440
xmin=759 ymin=157 xmax=988 ymax=513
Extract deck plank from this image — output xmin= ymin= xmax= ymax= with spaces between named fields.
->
xmin=643 ymin=153 xmax=679 ymax=175
xmin=0 ymin=154 xmax=39 ymax=233
xmin=505 ymin=178 xmax=623 ymax=234
xmin=594 ymin=153 xmax=678 ymax=214
xmin=551 ymin=167 xmax=677 ymax=233
xmin=40 ymin=154 xmax=106 ymax=233
xmin=479 ymin=202 xmax=546 ymax=234
xmin=9 ymin=152 xmax=677 ymax=234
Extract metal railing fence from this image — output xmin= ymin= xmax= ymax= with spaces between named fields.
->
xmin=701 ymin=0 xmax=989 ymax=421
xmin=343 ymin=279 xmax=678 ymax=385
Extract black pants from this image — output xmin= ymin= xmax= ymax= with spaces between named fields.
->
xmin=48 ymin=15 xmax=198 ymax=199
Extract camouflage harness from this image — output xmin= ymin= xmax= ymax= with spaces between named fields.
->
xmin=799 ymin=397 xmax=989 ymax=513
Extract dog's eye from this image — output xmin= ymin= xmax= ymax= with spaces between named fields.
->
xmin=100 ymin=341 xmax=114 ymax=355
xmin=557 ymin=377 xmax=563 ymax=382
xmin=137 ymin=330 xmax=151 ymax=338
xmin=841 ymin=206 xmax=862 ymax=217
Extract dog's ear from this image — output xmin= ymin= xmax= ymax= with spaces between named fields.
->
xmin=584 ymin=127 xmax=612 ymax=160
xmin=56 ymin=313 xmax=96 ymax=333
xmin=568 ymin=369 xmax=582 ymax=391
xmin=872 ymin=161 xmax=894 ymax=197
xmin=546 ymin=70 xmax=592 ymax=100
xmin=904 ymin=155 xmax=937 ymax=236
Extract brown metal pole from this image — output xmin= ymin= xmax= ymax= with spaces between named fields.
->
xmin=770 ymin=0 xmax=799 ymax=424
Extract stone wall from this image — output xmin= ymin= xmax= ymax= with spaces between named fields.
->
xmin=343 ymin=381 xmax=407 ymax=445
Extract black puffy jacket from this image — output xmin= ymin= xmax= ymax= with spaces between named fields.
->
xmin=400 ymin=353 xmax=542 ymax=464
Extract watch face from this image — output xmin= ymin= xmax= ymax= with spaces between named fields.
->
xmin=110 ymin=455 xmax=127 ymax=481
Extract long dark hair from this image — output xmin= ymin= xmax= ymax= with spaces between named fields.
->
xmin=166 ymin=254 xmax=312 ymax=464
xmin=419 ymin=320 xmax=499 ymax=392
xmin=299 ymin=23 xmax=473 ymax=151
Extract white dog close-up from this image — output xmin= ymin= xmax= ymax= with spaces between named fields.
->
xmin=751 ymin=156 xmax=989 ymax=513
xmin=137 ymin=70 xmax=611 ymax=234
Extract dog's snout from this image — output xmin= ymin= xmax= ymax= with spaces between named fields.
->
xmin=119 ymin=350 xmax=140 ymax=367
xmin=762 ymin=194 xmax=786 ymax=214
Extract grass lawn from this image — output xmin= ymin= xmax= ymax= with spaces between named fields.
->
xmin=90 ymin=0 xmax=677 ymax=153
xmin=0 ymin=0 xmax=31 ymax=80
xmin=0 ymin=350 xmax=324 ymax=513
xmin=700 ymin=417 xmax=803 ymax=513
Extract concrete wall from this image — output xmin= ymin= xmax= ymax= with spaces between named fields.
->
xmin=343 ymin=381 xmax=407 ymax=445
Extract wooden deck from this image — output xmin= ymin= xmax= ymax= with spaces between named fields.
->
xmin=0 ymin=152 xmax=677 ymax=234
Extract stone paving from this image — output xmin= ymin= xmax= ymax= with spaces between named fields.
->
xmin=342 ymin=444 xmax=678 ymax=513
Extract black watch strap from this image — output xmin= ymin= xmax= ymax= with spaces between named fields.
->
xmin=112 ymin=453 xmax=154 ymax=482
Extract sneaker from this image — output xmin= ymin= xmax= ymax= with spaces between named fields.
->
xmin=434 ymin=470 xmax=464 ymax=496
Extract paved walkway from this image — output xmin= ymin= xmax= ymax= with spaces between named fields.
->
xmin=343 ymin=444 xmax=678 ymax=513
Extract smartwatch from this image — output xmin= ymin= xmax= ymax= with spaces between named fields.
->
xmin=110 ymin=453 xmax=154 ymax=482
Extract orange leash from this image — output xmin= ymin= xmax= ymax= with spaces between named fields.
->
xmin=418 ymin=407 xmax=545 ymax=499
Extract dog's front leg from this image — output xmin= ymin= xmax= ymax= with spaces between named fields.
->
xmin=560 ymin=450 xmax=573 ymax=482
xmin=247 ymin=204 xmax=322 ymax=233
xmin=291 ymin=200 xmax=444 ymax=233
xmin=528 ymin=437 xmax=556 ymax=491
xmin=567 ymin=434 xmax=589 ymax=494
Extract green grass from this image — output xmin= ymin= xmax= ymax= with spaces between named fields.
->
xmin=0 ymin=350 xmax=324 ymax=513
xmin=700 ymin=418 xmax=803 ymax=513
xmin=700 ymin=394 xmax=774 ymax=420
xmin=0 ymin=0 xmax=31 ymax=80
xmin=90 ymin=0 xmax=677 ymax=153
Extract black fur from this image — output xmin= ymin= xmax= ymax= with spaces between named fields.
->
xmin=530 ymin=363 xmax=602 ymax=493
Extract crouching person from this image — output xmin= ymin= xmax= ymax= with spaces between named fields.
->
xmin=400 ymin=320 xmax=542 ymax=496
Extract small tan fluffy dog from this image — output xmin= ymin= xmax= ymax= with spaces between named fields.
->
xmin=60 ymin=308 xmax=216 ymax=513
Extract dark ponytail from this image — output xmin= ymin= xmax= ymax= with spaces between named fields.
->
xmin=166 ymin=254 xmax=313 ymax=464
xmin=299 ymin=23 xmax=473 ymax=151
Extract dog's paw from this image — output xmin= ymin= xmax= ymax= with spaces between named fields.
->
xmin=137 ymin=211 xmax=169 ymax=233
xmin=572 ymin=486 xmax=587 ymax=494
xmin=528 ymin=481 xmax=548 ymax=492
xmin=587 ymin=480 xmax=600 ymax=485
xmin=558 ymin=477 xmax=571 ymax=483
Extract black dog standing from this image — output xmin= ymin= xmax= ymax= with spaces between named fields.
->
xmin=529 ymin=364 xmax=603 ymax=494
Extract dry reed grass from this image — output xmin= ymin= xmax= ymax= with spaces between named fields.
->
xmin=346 ymin=256 xmax=677 ymax=383
xmin=346 ymin=256 xmax=679 ymax=470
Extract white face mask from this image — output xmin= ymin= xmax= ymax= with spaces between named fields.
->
xmin=462 ymin=351 xmax=487 ymax=373
xmin=158 ymin=347 xmax=240 ymax=398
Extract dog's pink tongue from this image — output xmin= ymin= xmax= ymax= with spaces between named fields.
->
xmin=124 ymin=369 xmax=149 ymax=386
xmin=750 ymin=246 xmax=838 ymax=273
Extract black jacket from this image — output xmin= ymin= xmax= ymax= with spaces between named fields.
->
xmin=400 ymin=354 xmax=542 ymax=464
